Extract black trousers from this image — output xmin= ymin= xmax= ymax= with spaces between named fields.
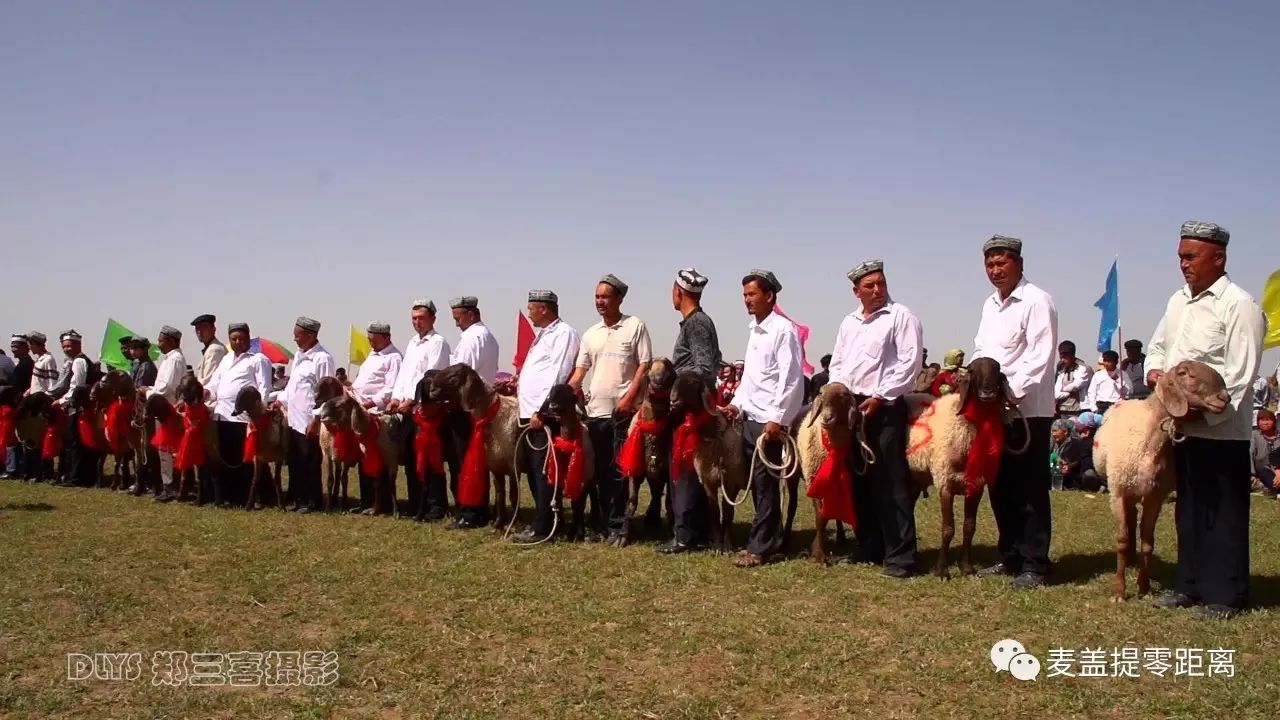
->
xmin=742 ymin=419 xmax=785 ymax=555
xmin=286 ymin=429 xmax=322 ymax=509
xmin=1174 ymin=436 xmax=1251 ymax=609
xmin=586 ymin=415 xmax=629 ymax=536
xmin=214 ymin=421 xmax=249 ymax=506
xmin=667 ymin=408 xmax=709 ymax=546
xmin=989 ymin=416 xmax=1053 ymax=576
xmin=850 ymin=399 xmax=917 ymax=570
xmin=522 ymin=417 xmax=564 ymax=536
xmin=402 ymin=421 xmax=450 ymax=519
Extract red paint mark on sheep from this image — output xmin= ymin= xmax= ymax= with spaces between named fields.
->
xmin=906 ymin=403 xmax=937 ymax=457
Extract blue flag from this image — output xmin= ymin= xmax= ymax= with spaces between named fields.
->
xmin=1094 ymin=259 xmax=1119 ymax=353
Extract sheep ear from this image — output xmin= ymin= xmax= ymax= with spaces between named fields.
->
xmin=806 ymin=395 xmax=824 ymax=427
xmin=1156 ymin=377 xmax=1189 ymax=418
xmin=954 ymin=373 xmax=971 ymax=414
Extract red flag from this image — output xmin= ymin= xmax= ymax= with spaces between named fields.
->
xmin=774 ymin=304 xmax=814 ymax=374
xmin=513 ymin=312 xmax=535 ymax=372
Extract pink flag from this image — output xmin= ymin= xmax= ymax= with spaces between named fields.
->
xmin=774 ymin=304 xmax=814 ymax=374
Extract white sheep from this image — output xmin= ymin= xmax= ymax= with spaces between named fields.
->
xmin=904 ymin=357 xmax=1020 ymax=579
xmin=792 ymin=382 xmax=860 ymax=564
xmin=1092 ymin=359 xmax=1229 ymax=601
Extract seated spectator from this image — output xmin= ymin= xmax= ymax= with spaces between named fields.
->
xmin=1060 ymin=412 xmax=1105 ymax=492
xmin=1049 ymin=418 xmax=1074 ymax=490
xmin=1251 ymin=409 xmax=1278 ymax=497
xmin=1254 ymin=375 xmax=1274 ymax=428
xmin=1086 ymin=350 xmax=1131 ymax=414
xmin=1120 ymin=339 xmax=1150 ymax=400
xmin=930 ymin=348 xmax=966 ymax=397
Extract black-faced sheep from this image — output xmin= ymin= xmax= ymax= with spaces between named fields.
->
xmin=904 ymin=357 xmax=1016 ymax=579
xmin=233 ymin=386 xmax=287 ymax=510
xmin=541 ymin=383 xmax=596 ymax=541
xmin=618 ymin=357 xmax=678 ymax=544
xmin=1092 ymin=359 xmax=1230 ymax=601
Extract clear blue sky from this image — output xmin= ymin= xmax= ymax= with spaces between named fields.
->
xmin=3 ymin=1 xmax=1277 ymax=375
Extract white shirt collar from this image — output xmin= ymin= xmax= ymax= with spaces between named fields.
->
xmin=1180 ymin=274 xmax=1231 ymax=301
xmin=748 ymin=310 xmax=783 ymax=332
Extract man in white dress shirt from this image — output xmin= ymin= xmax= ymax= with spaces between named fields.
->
xmin=449 ymin=296 xmax=500 ymax=384
xmin=269 ymin=316 xmax=335 ymax=514
xmin=390 ymin=299 xmax=453 ymax=521
xmin=569 ymin=274 xmax=654 ymax=545
xmin=972 ymin=235 xmax=1059 ymax=589
xmin=722 ymin=270 xmax=805 ymax=567
xmin=1084 ymin=350 xmax=1130 ymax=413
xmin=1146 ymin=220 xmax=1266 ymax=619
xmin=139 ymin=325 xmax=187 ymax=501
xmin=511 ymin=290 xmax=582 ymax=541
xmin=26 ymin=330 xmax=59 ymax=397
xmin=350 ymin=321 xmax=402 ymax=514
xmin=190 ymin=314 xmax=228 ymax=386
xmin=827 ymin=260 xmax=924 ymax=577
xmin=204 ymin=322 xmax=273 ymax=507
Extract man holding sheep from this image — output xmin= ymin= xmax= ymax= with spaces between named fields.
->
xmin=972 ymin=235 xmax=1059 ymax=589
xmin=1145 ymin=220 xmax=1266 ymax=619
xmin=723 ymin=269 xmax=805 ymax=568
xmin=828 ymin=260 xmax=925 ymax=577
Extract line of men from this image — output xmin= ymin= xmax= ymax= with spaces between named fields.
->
xmin=1 ymin=220 xmax=1266 ymax=618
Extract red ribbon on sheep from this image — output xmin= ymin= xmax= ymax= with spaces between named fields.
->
xmin=151 ymin=412 xmax=184 ymax=454
xmin=961 ymin=398 xmax=1006 ymax=498
xmin=671 ymin=410 xmax=713 ymax=481
xmin=105 ymin=398 xmax=135 ymax=455
xmin=546 ymin=425 xmax=586 ymax=502
xmin=242 ymin=414 xmax=273 ymax=464
xmin=618 ymin=416 xmax=665 ymax=479
xmin=77 ymin=415 xmax=104 ymax=451
xmin=412 ymin=405 xmax=446 ymax=477
xmin=458 ymin=398 xmax=501 ymax=507
xmin=176 ymin=403 xmax=210 ymax=472
xmin=357 ymin=415 xmax=386 ymax=478
xmin=42 ymin=406 xmax=66 ymax=461
xmin=0 ymin=405 xmax=16 ymax=450
xmin=326 ymin=422 xmax=362 ymax=465
xmin=806 ymin=430 xmax=856 ymax=526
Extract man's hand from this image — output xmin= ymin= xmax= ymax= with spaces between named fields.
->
xmin=721 ymin=405 xmax=741 ymax=421
xmin=858 ymin=396 xmax=882 ymax=419
xmin=268 ymin=400 xmax=283 ymax=412
xmin=1146 ymin=369 xmax=1164 ymax=389
xmin=616 ymin=392 xmax=637 ymax=415
xmin=763 ymin=421 xmax=782 ymax=441
xmin=529 ymin=413 xmax=544 ymax=431
xmin=360 ymin=398 xmax=375 ymax=410
xmin=306 ymin=418 xmax=320 ymax=438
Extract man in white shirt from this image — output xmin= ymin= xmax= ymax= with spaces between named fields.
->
xmin=269 ymin=316 xmax=335 ymax=513
xmin=1085 ymin=350 xmax=1131 ymax=413
xmin=972 ymin=235 xmax=1059 ymax=589
xmin=569 ymin=274 xmax=654 ymax=545
xmin=827 ymin=260 xmax=925 ymax=577
xmin=204 ymin=322 xmax=273 ymax=507
xmin=351 ymin=322 xmax=401 ymax=412
xmin=511 ymin=290 xmax=582 ymax=541
xmin=138 ymin=325 xmax=187 ymax=501
xmin=449 ymin=296 xmax=500 ymax=384
xmin=1121 ymin=339 xmax=1150 ymax=400
xmin=1053 ymin=341 xmax=1092 ymax=416
xmin=722 ymin=270 xmax=805 ymax=568
xmin=1146 ymin=220 xmax=1266 ymax=619
xmin=390 ymin=299 xmax=453 ymax=521
xmin=51 ymin=330 xmax=92 ymax=407
xmin=26 ymin=330 xmax=59 ymax=396
xmin=190 ymin=314 xmax=228 ymax=386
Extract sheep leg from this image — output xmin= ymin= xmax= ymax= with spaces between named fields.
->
xmin=507 ymin=474 xmax=520 ymax=527
xmin=273 ymin=461 xmax=285 ymax=510
xmin=936 ymin=487 xmax=955 ymax=580
xmin=835 ymin=521 xmax=847 ymax=546
xmin=492 ymin=473 xmax=506 ymax=528
xmin=1111 ymin=495 xmax=1135 ymax=602
xmin=810 ymin=503 xmax=829 ymax=565
xmin=1136 ymin=493 xmax=1164 ymax=596
xmin=781 ymin=473 xmax=800 ymax=553
xmin=720 ymin=496 xmax=736 ymax=554
xmin=707 ymin=485 xmax=724 ymax=554
xmin=959 ymin=490 xmax=982 ymax=576
xmin=245 ymin=462 xmax=261 ymax=511
xmin=623 ymin=476 xmax=640 ymax=542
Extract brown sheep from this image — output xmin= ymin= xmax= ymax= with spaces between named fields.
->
xmin=97 ymin=370 xmax=146 ymax=492
xmin=315 ymin=393 xmax=406 ymax=516
xmin=428 ymin=364 xmax=521 ymax=528
xmin=540 ymin=383 xmax=596 ymax=541
xmin=669 ymin=372 xmax=748 ymax=554
xmin=904 ymin=357 xmax=1015 ymax=579
xmin=1092 ymin=360 xmax=1230 ymax=601
xmin=792 ymin=382 xmax=861 ymax=565
xmin=233 ymin=386 xmax=287 ymax=510
xmin=619 ymin=357 xmax=678 ymax=545
xmin=174 ymin=377 xmax=218 ymax=503
xmin=313 ymin=375 xmax=353 ymax=511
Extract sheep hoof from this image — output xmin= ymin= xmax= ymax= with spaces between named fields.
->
xmin=1110 ymin=594 xmax=1126 ymax=603
xmin=958 ymin=564 xmax=975 ymax=577
xmin=935 ymin=568 xmax=951 ymax=581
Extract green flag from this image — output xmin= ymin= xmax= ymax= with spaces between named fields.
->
xmin=100 ymin=318 xmax=159 ymax=371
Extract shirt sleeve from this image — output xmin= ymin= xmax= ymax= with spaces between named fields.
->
xmin=204 ymin=360 xmax=223 ymax=400
xmin=875 ymin=310 xmax=924 ymax=400
xmin=450 ymin=332 xmax=473 ymax=367
xmin=1204 ymin=296 xmax=1266 ymax=427
xmin=427 ymin=337 xmax=451 ymax=371
xmin=1006 ymin=296 xmax=1058 ymax=402
xmin=557 ymin=329 xmax=581 ymax=385
xmin=635 ymin=321 xmax=653 ymax=365
xmin=1061 ymin=364 xmax=1091 ymax=395
xmin=1119 ymin=370 xmax=1132 ymax=398
xmin=686 ymin=318 xmax=720 ymax=383
xmin=256 ymin=356 xmax=273 ymax=401
xmin=377 ymin=354 xmax=400 ymax=408
xmin=1145 ymin=310 xmax=1170 ymax=374
xmin=574 ymin=333 xmax=592 ymax=371
xmin=148 ymin=354 xmax=183 ymax=399
xmin=827 ymin=318 xmax=849 ymax=388
xmin=768 ymin=326 xmax=804 ymax=425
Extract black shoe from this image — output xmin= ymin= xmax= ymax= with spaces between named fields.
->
xmin=349 ymin=506 xmax=368 ymax=515
xmin=510 ymin=528 xmax=542 ymax=542
xmin=449 ymin=517 xmax=484 ymax=530
xmin=424 ymin=510 xmax=447 ymax=522
xmin=976 ymin=562 xmax=1017 ymax=578
xmin=295 ymin=506 xmax=314 ymax=515
xmin=882 ymin=566 xmax=913 ymax=579
xmin=656 ymin=539 xmax=700 ymax=555
xmin=1011 ymin=572 xmax=1047 ymax=589
xmin=1194 ymin=604 xmax=1242 ymax=620
xmin=1153 ymin=592 xmax=1197 ymax=610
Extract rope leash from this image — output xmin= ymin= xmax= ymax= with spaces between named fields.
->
xmin=722 ymin=428 xmax=801 ymax=507
xmin=512 ymin=423 xmax=558 ymax=546
xmin=1005 ymin=406 xmax=1032 ymax=455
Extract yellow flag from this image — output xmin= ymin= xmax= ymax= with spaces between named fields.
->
xmin=1263 ymin=269 xmax=1280 ymax=350
xmin=349 ymin=325 xmax=372 ymax=364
